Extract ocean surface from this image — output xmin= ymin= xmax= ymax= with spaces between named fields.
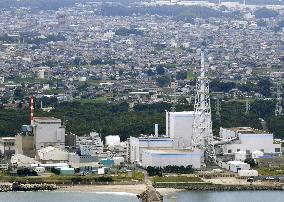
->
xmin=0 ymin=191 xmax=284 ymax=202
xmin=0 ymin=191 xmax=140 ymax=202
xmin=164 ymin=191 xmax=284 ymax=202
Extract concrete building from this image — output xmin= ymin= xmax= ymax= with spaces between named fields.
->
xmin=226 ymin=161 xmax=250 ymax=173
xmin=11 ymin=154 xmax=40 ymax=168
xmin=105 ymin=135 xmax=120 ymax=147
xmin=36 ymin=146 xmax=69 ymax=163
xmin=33 ymin=117 xmax=65 ymax=150
xmin=129 ymin=136 xmax=175 ymax=163
xmin=15 ymin=134 xmax=35 ymax=158
xmin=220 ymin=127 xmax=281 ymax=155
xmin=0 ymin=137 xmax=15 ymax=156
xmin=76 ymin=132 xmax=103 ymax=156
xmin=65 ymin=133 xmax=76 ymax=148
xmin=68 ymin=153 xmax=99 ymax=170
xmin=107 ymin=142 xmax=128 ymax=161
xmin=15 ymin=125 xmax=35 ymax=158
xmin=166 ymin=111 xmax=195 ymax=148
xmin=141 ymin=149 xmax=202 ymax=169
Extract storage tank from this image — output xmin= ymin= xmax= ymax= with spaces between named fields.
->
xmin=252 ymin=150 xmax=264 ymax=159
xmin=238 ymin=170 xmax=258 ymax=177
xmin=34 ymin=167 xmax=45 ymax=173
xmin=234 ymin=151 xmax=246 ymax=161
xmin=105 ymin=135 xmax=120 ymax=146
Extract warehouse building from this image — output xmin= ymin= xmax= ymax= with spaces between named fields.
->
xmin=129 ymin=136 xmax=175 ymax=164
xmin=68 ymin=153 xmax=99 ymax=170
xmin=141 ymin=149 xmax=202 ymax=169
xmin=36 ymin=146 xmax=69 ymax=164
xmin=219 ymin=127 xmax=281 ymax=155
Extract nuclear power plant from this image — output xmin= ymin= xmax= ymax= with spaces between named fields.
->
xmin=129 ymin=49 xmax=282 ymax=171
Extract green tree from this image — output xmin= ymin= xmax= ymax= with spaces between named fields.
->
xmin=156 ymin=75 xmax=171 ymax=87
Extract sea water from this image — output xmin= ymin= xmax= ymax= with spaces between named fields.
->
xmin=1 ymin=191 xmax=284 ymax=202
xmin=164 ymin=190 xmax=284 ymax=202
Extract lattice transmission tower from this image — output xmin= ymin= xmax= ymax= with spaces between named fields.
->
xmin=275 ymin=83 xmax=283 ymax=116
xmin=192 ymin=50 xmax=216 ymax=163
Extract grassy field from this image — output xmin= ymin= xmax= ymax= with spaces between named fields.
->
xmin=152 ymin=175 xmax=203 ymax=183
xmin=75 ymin=97 xmax=110 ymax=104
xmin=0 ymin=171 xmax=144 ymax=184
xmin=257 ymin=167 xmax=284 ymax=176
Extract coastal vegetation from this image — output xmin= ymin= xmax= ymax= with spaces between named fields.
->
xmin=146 ymin=166 xmax=194 ymax=176
xmin=257 ymin=167 xmax=284 ymax=176
xmin=0 ymin=171 xmax=144 ymax=184
xmin=0 ymin=98 xmax=283 ymax=139
xmin=152 ymin=176 xmax=202 ymax=183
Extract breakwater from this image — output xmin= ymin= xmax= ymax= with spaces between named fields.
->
xmin=154 ymin=182 xmax=284 ymax=191
xmin=137 ymin=185 xmax=163 ymax=202
xmin=0 ymin=183 xmax=57 ymax=192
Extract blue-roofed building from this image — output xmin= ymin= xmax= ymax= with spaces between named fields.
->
xmin=99 ymin=159 xmax=114 ymax=168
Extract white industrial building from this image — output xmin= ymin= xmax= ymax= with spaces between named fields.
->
xmin=33 ymin=117 xmax=65 ymax=150
xmin=220 ymin=127 xmax=281 ymax=155
xmin=238 ymin=170 xmax=258 ymax=177
xmin=141 ymin=149 xmax=202 ymax=169
xmin=166 ymin=111 xmax=195 ymax=148
xmin=226 ymin=161 xmax=250 ymax=173
xmin=0 ymin=137 xmax=15 ymax=156
xmin=129 ymin=136 xmax=175 ymax=163
xmin=76 ymin=132 xmax=103 ymax=156
xmin=107 ymin=141 xmax=128 ymax=161
xmin=36 ymin=146 xmax=69 ymax=163
xmin=105 ymin=135 xmax=120 ymax=147
xmin=68 ymin=153 xmax=99 ymax=169
xmin=11 ymin=154 xmax=40 ymax=168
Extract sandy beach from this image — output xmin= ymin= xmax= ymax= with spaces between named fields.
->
xmin=56 ymin=184 xmax=184 ymax=196
xmin=56 ymin=184 xmax=147 ymax=194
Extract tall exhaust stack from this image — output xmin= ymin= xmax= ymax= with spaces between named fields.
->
xmin=155 ymin=124 xmax=159 ymax=137
xmin=30 ymin=96 xmax=35 ymax=125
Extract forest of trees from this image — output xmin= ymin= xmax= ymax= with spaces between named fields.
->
xmin=254 ymin=8 xmax=279 ymax=19
xmin=0 ymin=98 xmax=283 ymax=140
xmin=210 ymin=78 xmax=274 ymax=97
xmin=100 ymin=5 xmax=235 ymax=19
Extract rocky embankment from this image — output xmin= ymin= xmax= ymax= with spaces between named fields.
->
xmin=154 ymin=182 xmax=284 ymax=191
xmin=137 ymin=185 xmax=163 ymax=202
xmin=0 ymin=183 xmax=57 ymax=192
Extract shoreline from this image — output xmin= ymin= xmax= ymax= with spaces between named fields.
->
xmin=153 ymin=182 xmax=284 ymax=192
xmin=55 ymin=183 xmax=284 ymax=195
xmin=56 ymin=184 xmax=147 ymax=194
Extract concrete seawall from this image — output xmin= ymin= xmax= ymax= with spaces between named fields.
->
xmin=0 ymin=183 xmax=57 ymax=192
xmin=154 ymin=182 xmax=284 ymax=191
